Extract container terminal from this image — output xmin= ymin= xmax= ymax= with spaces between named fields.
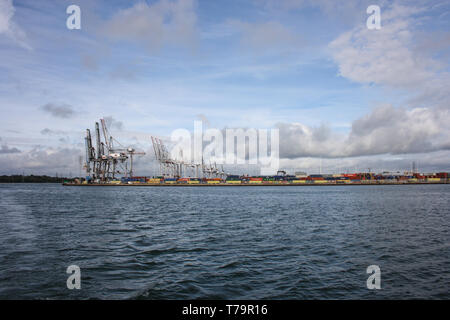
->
xmin=64 ymin=119 xmax=449 ymax=186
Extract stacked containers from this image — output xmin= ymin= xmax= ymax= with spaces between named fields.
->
xmin=263 ymin=176 xmax=274 ymax=184
xmin=188 ymin=178 xmax=200 ymax=184
xmin=436 ymin=172 xmax=448 ymax=179
xmin=291 ymin=179 xmax=306 ymax=184
xmin=177 ymin=178 xmax=189 ymax=184
xmin=147 ymin=177 xmax=162 ymax=184
xmin=164 ymin=178 xmax=177 ymax=184
xmin=308 ymin=174 xmax=325 ymax=183
xmin=226 ymin=177 xmax=241 ymax=184
xmin=206 ymin=178 xmax=221 ymax=184
xmin=226 ymin=175 xmax=240 ymax=183
xmin=249 ymin=177 xmax=263 ymax=184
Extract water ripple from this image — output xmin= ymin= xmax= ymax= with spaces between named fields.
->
xmin=0 ymin=184 xmax=449 ymax=299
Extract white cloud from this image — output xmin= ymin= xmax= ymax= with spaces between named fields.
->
xmin=100 ymin=0 xmax=198 ymax=52
xmin=346 ymin=105 xmax=450 ymax=155
xmin=278 ymin=104 xmax=450 ymax=159
xmin=0 ymin=0 xmax=32 ymax=50
xmin=329 ymin=3 xmax=449 ymax=94
xmin=324 ymin=2 xmax=450 ymax=165
xmin=0 ymin=0 xmax=14 ymax=34
xmin=0 ymin=145 xmax=82 ymax=175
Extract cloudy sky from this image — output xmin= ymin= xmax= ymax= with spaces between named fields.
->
xmin=0 ymin=0 xmax=449 ymax=176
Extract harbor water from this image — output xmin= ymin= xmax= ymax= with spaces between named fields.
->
xmin=0 ymin=183 xmax=448 ymax=299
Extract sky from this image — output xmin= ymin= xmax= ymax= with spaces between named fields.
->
xmin=0 ymin=0 xmax=449 ymax=176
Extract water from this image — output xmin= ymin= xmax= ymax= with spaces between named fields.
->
xmin=0 ymin=183 xmax=448 ymax=299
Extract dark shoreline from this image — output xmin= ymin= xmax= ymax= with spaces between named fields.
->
xmin=62 ymin=182 xmax=449 ymax=187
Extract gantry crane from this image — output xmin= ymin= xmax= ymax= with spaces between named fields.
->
xmin=84 ymin=118 xmax=145 ymax=182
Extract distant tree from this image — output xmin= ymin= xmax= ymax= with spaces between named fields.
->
xmin=0 ymin=175 xmax=76 ymax=183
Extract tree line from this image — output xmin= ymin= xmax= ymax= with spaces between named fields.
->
xmin=0 ymin=175 xmax=76 ymax=183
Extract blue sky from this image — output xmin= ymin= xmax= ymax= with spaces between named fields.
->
xmin=0 ymin=0 xmax=449 ymax=175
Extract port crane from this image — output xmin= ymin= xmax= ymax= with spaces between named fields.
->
xmin=150 ymin=136 xmax=225 ymax=179
xmin=84 ymin=118 xmax=145 ymax=182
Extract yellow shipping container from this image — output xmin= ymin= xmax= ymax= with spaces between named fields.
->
xmin=408 ymin=178 xmax=418 ymax=183
xmin=188 ymin=180 xmax=200 ymax=184
xmin=165 ymin=181 xmax=177 ymax=184
xmin=427 ymin=178 xmax=441 ymax=182
xmin=207 ymin=180 xmax=221 ymax=184
xmin=249 ymin=180 xmax=262 ymax=184
xmin=292 ymin=180 xmax=306 ymax=183
xmin=313 ymin=180 xmax=328 ymax=184
xmin=226 ymin=180 xmax=241 ymax=184
xmin=109 ymin=180 xmax=121 ymax=184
